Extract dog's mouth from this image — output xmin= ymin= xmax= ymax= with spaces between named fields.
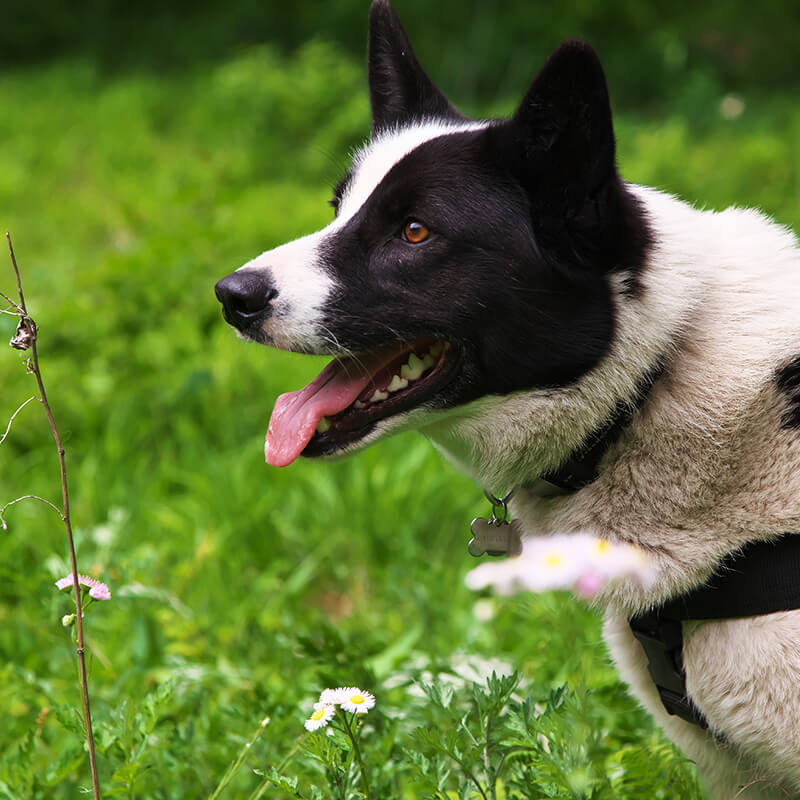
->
xmin=265 ymin=338 xmax=458 ymax=466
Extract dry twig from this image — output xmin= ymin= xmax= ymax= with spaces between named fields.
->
xmin=4 ymin=233 xmax=101 ymax=799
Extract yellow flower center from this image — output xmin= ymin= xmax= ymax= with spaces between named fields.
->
xmin=595 ymin=540 xmax=611 ymax=556
xmin=544 ymin=553 xmax=563 ymax=569
xmin=350 ymin=695 xmax=365 ymax=705
xmin=312 ymin=709 xmax=326 ymax=721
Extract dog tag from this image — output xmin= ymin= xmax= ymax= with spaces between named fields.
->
xmin=468 ymin=517 xmax=523 ymax=558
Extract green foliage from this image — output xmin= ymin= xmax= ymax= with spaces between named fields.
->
xmin=403 ymin=674 xmax=703 ymax=799
xmin=3 ymin=0 xmax=799 ymax=116
xmin=0 ymin=28 xmax=797 ymax=800
xmin=258 ymin=671 xmax=702 ymax=800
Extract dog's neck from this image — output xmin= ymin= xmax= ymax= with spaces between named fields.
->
xmin=422 ymin=185 xmax=707 ymax=493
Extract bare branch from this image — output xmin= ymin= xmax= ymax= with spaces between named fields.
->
xmin=6 ymin=232 xmax=28 ymax=314
xmin=0 ymin=494 xmax=64 ymax=530
xmin=5 ymin=233 xmax=101 ymax=798
xmin=0 ymin=289 xmax=23 ymax=313
xmin=0 ymin=396 xmax=37 ymax=445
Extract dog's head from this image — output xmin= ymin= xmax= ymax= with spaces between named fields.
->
xmin=215 ymin=0 xmax=651 ymax=483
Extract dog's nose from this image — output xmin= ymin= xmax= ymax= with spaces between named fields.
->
xmin=215 ymin=270 xmax=278 ymax=329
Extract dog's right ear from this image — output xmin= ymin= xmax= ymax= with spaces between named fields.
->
xmin=368 ymin=0 xmax=465 ymax=133
xmin=503 ymin=41 xmax=617 ymax=207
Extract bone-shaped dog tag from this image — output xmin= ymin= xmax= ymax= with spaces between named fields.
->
xmin=468 ymin=517 xmax=523 ymax=558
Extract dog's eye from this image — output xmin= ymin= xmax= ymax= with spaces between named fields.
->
xmin=403 ymin=220 xmax=430 ymax=244
xmin=329 ymin=197 xmax=341 ymax=216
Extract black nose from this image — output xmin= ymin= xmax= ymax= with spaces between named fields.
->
xmin=215 ymin=269 xmax=278 ymax=329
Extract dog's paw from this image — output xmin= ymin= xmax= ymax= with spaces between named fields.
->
xmin=464 ymin=532 xmax=657 ymax=599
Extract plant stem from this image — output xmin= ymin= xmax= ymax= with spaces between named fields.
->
xmin=341 ymin=712 xmax=371 ymax=799
xmin=438 ymin=745 xmax=489 ymax=800
xmin=492 ymin=744 xmax=535 ymax=791
xmin=0 ymin=494 xmax=63 ymax=529
xmin=209 ymin=716 xmax=270 ymax=800
xmin=0 ymin=395 xmax=36 ymax=445
xmin=6 ymin=232 xmax=101 ymax=800
xmin=246 ymin=733 xmax=305 ymax=800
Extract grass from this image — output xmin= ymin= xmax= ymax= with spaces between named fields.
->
xmin=0 ymin=38 xmax=798 ymax=799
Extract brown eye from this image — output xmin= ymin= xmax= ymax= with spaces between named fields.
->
xmin=403 ymin=220 xmax=430 ymax=244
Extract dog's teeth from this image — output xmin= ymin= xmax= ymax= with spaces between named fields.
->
xmin=369 ymin=389 xmax=388 ymax=403
xmin=429 ymin=341 xmax=444 ymax=357
xmin=421 ymin=353 xmax=435 ymax=370
xmin=401 ymin=353 xmax=425 ymax=381
xmin=354 ymin=400 xmax=366 ymax=409
xmin=316 ymin=416 xmax=331 ymax=434
xmin=400 ymin=363 xmax=416 ymax=381
xmin=386 ymin=374 xmax=409 ymax=393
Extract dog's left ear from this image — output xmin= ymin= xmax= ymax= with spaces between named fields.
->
xmin=368 ymin=0 xmax=465 ymax=132
xmin=502 ymin=40 xmax=617 ymax=209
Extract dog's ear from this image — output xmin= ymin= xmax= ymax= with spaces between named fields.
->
xmin=493 ymin=41 xmax=644 ymax=269
xmin=502 ymin=40 xmax=617 ymax=208
xmin=368 ymin=0 xmax=465 ymax=132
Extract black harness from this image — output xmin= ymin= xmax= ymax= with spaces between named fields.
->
xmin=628 ymin=536 xmax=800 ymax=729
xmin=541 ymin=369 xmax=800 ymax=729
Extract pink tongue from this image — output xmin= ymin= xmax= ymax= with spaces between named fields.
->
xmin=265 ymin=344 xmax=405 ymax=467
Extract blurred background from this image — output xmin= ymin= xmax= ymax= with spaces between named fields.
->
xmin=0 ymin=0 xmax=798 ymax=796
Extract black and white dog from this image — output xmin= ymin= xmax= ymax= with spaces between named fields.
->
xmin=215 ymin=2 xmax=800 ymax=796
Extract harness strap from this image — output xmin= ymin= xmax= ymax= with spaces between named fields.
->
xmin=533 ymin=361 xmax=800 ymax=730
xmin=629 ymin=534 xmax=800 ymax=729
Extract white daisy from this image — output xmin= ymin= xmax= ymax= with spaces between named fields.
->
xmin=304 ymin=704 xmax=335 ymax=732
xmin=319 ymin=687 xmax=348 ymax=706
xmin=339 ymin=687 xmax=375 ymax=714
xmin=465 ymin=532 xmax=658 ymax=598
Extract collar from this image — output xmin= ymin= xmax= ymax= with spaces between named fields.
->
xmin=541 ymin=361 xmax=665 ymax=492
xmin=513 ymin=361 xmax=800 ymax=733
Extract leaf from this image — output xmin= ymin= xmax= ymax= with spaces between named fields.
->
xmin=263 ymin=766 xmax=306 ymax=798
xmin=43 ymin=744 xmax=87 ymax=787
xmin=53 ymin=704 xmax=87 ymax=739
xmin=418 ymin=680 xmax=455 ymax=712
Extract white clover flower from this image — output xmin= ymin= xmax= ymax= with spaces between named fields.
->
xmin=304 ymin=704 xmax=335 ymax=732
xmin=339 ymin=687 xmax=375 ymax=714
xmin=465 ymin=532 xmax=658 ymax=599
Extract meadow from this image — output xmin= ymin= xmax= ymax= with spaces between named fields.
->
xmin=1 ymin=22 xmax=799 ymax=799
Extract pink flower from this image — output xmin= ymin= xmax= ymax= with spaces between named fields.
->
xmin=55 ymin=573 xmax=112 ymax=600
xmin=89 ymin=583 xmax=111 ymax=600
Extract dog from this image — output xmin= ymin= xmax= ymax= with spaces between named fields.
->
xmin=215 ymin=2 xmax=800 ymax=796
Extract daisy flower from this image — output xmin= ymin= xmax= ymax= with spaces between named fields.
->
xmin=54 ymin=573 xmax=112 ymax=600
xmin=339 ymin=687 xmax=376 ymax=714
xmin=465 ymin=532 xmax=657 ymax=599
xmin=318 ymin=687 xmax=348 ymax=706
xmin=304 ymin=704 xmax=335 ymax=732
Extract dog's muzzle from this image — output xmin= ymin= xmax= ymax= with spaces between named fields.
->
xmin=215 ymin=269 xmax=277 ymax=331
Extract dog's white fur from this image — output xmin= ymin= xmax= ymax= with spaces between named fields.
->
xmin=427 ymin=185 xmax=800 ymax=798
xmin=238 ymin=121 xmax=486 ymax=355
xmin=337 ymin=120 xmax=487 ymax=224
xmin=243 ymin=122 xmax=800 ymax=797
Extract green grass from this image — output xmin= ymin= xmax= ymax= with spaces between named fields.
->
xmin=0 ymin=39 xmax=798 ymax=798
